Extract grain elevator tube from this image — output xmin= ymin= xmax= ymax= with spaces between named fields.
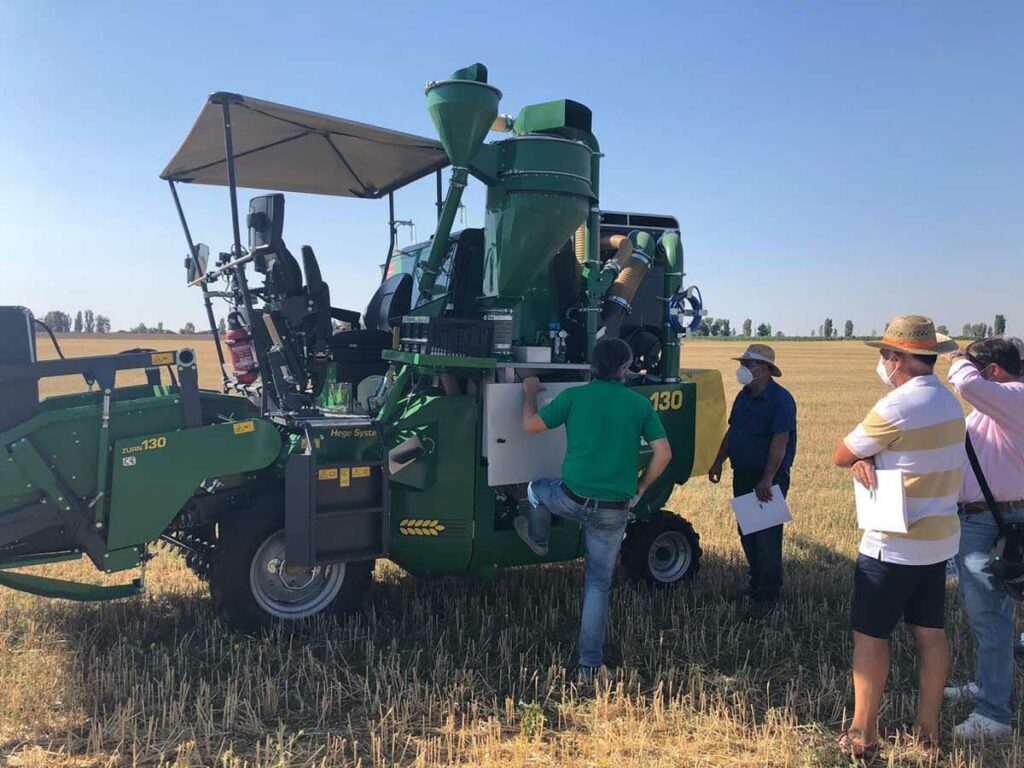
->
xmin=417 ymin=64 xmax=501 ymax=305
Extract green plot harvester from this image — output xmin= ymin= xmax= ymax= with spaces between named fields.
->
xmin=0 ymin=65 xmax=726 ymax=630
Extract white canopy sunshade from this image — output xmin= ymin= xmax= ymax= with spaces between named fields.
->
xmin=160 ymin=92 xmax=450 ymax=198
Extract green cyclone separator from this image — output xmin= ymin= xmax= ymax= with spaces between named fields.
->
xmin=425 ymin=64 xmax=501 ymax=167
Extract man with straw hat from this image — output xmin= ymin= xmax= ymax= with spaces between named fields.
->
xmin=833 ymin=315 xmax=964 ymax=758
xmin=708 ymin=343 xmax=797 ymax=620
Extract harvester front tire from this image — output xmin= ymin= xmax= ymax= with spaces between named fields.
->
xmin=209 ymin=515 xmax=372 ymax=634
xmin=621 ymin=510 xmax=701 ymax=587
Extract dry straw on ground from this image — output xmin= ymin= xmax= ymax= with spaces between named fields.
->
xmin=2 ymin=337 xmax=1021 ymax=767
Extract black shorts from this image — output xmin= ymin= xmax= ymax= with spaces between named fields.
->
xmin=850 ymin=554 xmax=947 ymax=639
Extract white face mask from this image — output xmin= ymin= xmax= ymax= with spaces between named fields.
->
xmin=876 ymin=356 xmax=895 ymax=388
xmin=736 ymin=366 xmax=755 ymax=386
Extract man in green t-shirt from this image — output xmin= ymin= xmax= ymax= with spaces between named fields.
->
xmin=515 ymin=337 xmax=673 ymax=673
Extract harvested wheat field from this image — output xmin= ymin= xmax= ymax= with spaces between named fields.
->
xmin=2 ymin=337 xmax=1021 ymax=767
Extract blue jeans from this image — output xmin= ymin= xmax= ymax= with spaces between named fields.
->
xmin=526 ymin=478 xmax=629 ymax=668
xmin=958 ymin=504 xmax=1024 ymax=726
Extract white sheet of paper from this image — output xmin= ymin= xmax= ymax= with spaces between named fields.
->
xmin=730 ymin=486 xmax=792 ymax=535
xmin=854 ymin=469 xmax=908 ymax=533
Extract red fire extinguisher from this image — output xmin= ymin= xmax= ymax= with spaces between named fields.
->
xmin=224 ymin=312 xmax=258 ymax=385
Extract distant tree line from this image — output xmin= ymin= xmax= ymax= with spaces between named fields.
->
xmin=693 ymin=317 xmax=774 ymax=338
xmin=39 ymin=309 xmax=206 ymax=335
xmin=42 ymin=309 xmax=110 ymax=334
xmin=690 ymin=313 xmax=1008 ymax=341
xmin=961 ymin=314 xmax=1005 ymax=340
xmin=127 ymin=320 xmax=205 ymax=334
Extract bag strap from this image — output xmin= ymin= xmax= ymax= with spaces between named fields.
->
xmin=965 ymin=433 xmax=1010 ymax=532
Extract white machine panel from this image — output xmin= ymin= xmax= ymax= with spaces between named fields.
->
xmin=483 ymin=381 xmax=585 ymax=486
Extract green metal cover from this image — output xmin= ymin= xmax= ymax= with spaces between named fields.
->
xmin=387 ymin=394 xmax=477 ymax=575
xmin=481 ymin=135 xmax=595 ymax=300
xmin=106 ymin=418 xmax=281 ymax=550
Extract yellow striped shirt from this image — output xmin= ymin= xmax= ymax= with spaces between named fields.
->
xmin=844 ymin=375 xmax=965 ymax=565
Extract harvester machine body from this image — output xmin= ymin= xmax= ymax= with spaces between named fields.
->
xmin=0 ymin=63 xmax=726 ymax=629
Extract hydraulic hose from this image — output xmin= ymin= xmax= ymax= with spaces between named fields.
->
xmin=32 ymin=318 xmax=65 ymax=359
xmin=600 ymin=234 xmax=634 ymax=269
xmin=606 ymin=230 xmax=653 ymax=310
xmin=574 ymin=222 xmax=587 ymax=281
xmin=602 ymin=230 xmax=654 ymax=338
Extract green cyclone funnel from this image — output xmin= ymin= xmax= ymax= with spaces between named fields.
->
xmin=483 ymin=133 xmax=597 ymax=300
xmin=425 ymin=64 xmax=501 ymax=168
xmin=417 ymin=65 xmax=501 ymax=304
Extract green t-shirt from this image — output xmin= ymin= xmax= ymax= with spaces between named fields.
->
xmin=538 ymin=379 xmax=668 ymax=501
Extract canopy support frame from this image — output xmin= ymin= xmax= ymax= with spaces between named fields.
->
xmin=168 ymin=179 xmax=229 ymax=390
xmin=220 ymin=98 xmax=271 ymax=412
xmin=382 ymin=192 xmax=397 ymax=283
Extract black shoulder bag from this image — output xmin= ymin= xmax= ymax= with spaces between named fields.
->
xmin=965 ymin=434 xmax=1024 ymax=601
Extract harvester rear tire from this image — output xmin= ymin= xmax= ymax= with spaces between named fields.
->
xmin=621 ymin=510 xmax=701 ymax=588
xmin=209 ymin=514 xmax=372 ymax=634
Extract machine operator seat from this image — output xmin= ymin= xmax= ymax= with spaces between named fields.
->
xmin=299 ymin=245 xmax=335 ymax=354
xmin=329 ymin=273 xmax=413 ymax=384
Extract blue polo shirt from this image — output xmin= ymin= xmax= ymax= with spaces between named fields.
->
xmin=727 ymin=379 xmax=797 ymax=472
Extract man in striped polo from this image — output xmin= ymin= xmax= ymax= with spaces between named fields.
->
xmin=833 ymin=315 xmax=964 ymax=758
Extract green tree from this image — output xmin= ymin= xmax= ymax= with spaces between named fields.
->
xmin=73 ymin=311 xmax=84 ymax=333
xmin=742 ymin=318 xmax=752 ymax=337
xmin=844 ymin=320 xmax=854 ymax=338
xmin=217 ymin=317 xmax=227 ymax=334
xmin=936 ymin=324 xmax=949 ymax=336
xmin=823 ymin=318 xmax=834 ymax=338
xmin=84 ymin=309 xmax=95 ymax=333
xmin=994 ymin=314 xmax=1006 ymax=336
xmin=95 ymin=315 xmax=111 ymax=333
xmin=43 ymin=311 xmax=71 ymax=332
xmin=180 ymin=321 xmax=197 ymax=334
xmin=756 ymin=322 xmax=771 ymax=337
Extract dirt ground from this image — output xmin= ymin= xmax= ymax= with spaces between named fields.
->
xmin=2 ymin=337 xmax=1019 ymax=767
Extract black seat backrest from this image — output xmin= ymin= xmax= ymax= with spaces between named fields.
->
xmin=269 ymin=246 xmax=304 ymax=298
xmin=249 ymin=194 xmax=303 ymax=299
xmin=300 ymin=245 xmax=333 ymax=351
xmin=301 ymin=245 xmax=325 ymax=294
xmin=365 ymin=273 xmax=413 ymax=332
xmin=0 ymin=306 xmax=40 ymax=433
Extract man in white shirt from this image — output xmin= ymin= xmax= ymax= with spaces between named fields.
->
xmin=832 ymin=315 xmax=964 ymax=758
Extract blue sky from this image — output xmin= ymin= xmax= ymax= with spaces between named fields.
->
xmin=1 ymin=1 xmax=1021 ymax=336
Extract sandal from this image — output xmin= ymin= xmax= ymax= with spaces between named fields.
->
xmin=837 ymin=731 xmax=882 ymax=761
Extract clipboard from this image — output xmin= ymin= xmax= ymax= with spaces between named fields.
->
xmin=730 ymin=486 xmax=793 ymax=535
xmin=854 ymin=469 xmax=908 ymax=533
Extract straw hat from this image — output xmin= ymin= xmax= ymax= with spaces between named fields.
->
xmin=865 ymin=315 xmax=959 ymax=356
xmin=732 ymin=343 xmax=782 ymax=377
